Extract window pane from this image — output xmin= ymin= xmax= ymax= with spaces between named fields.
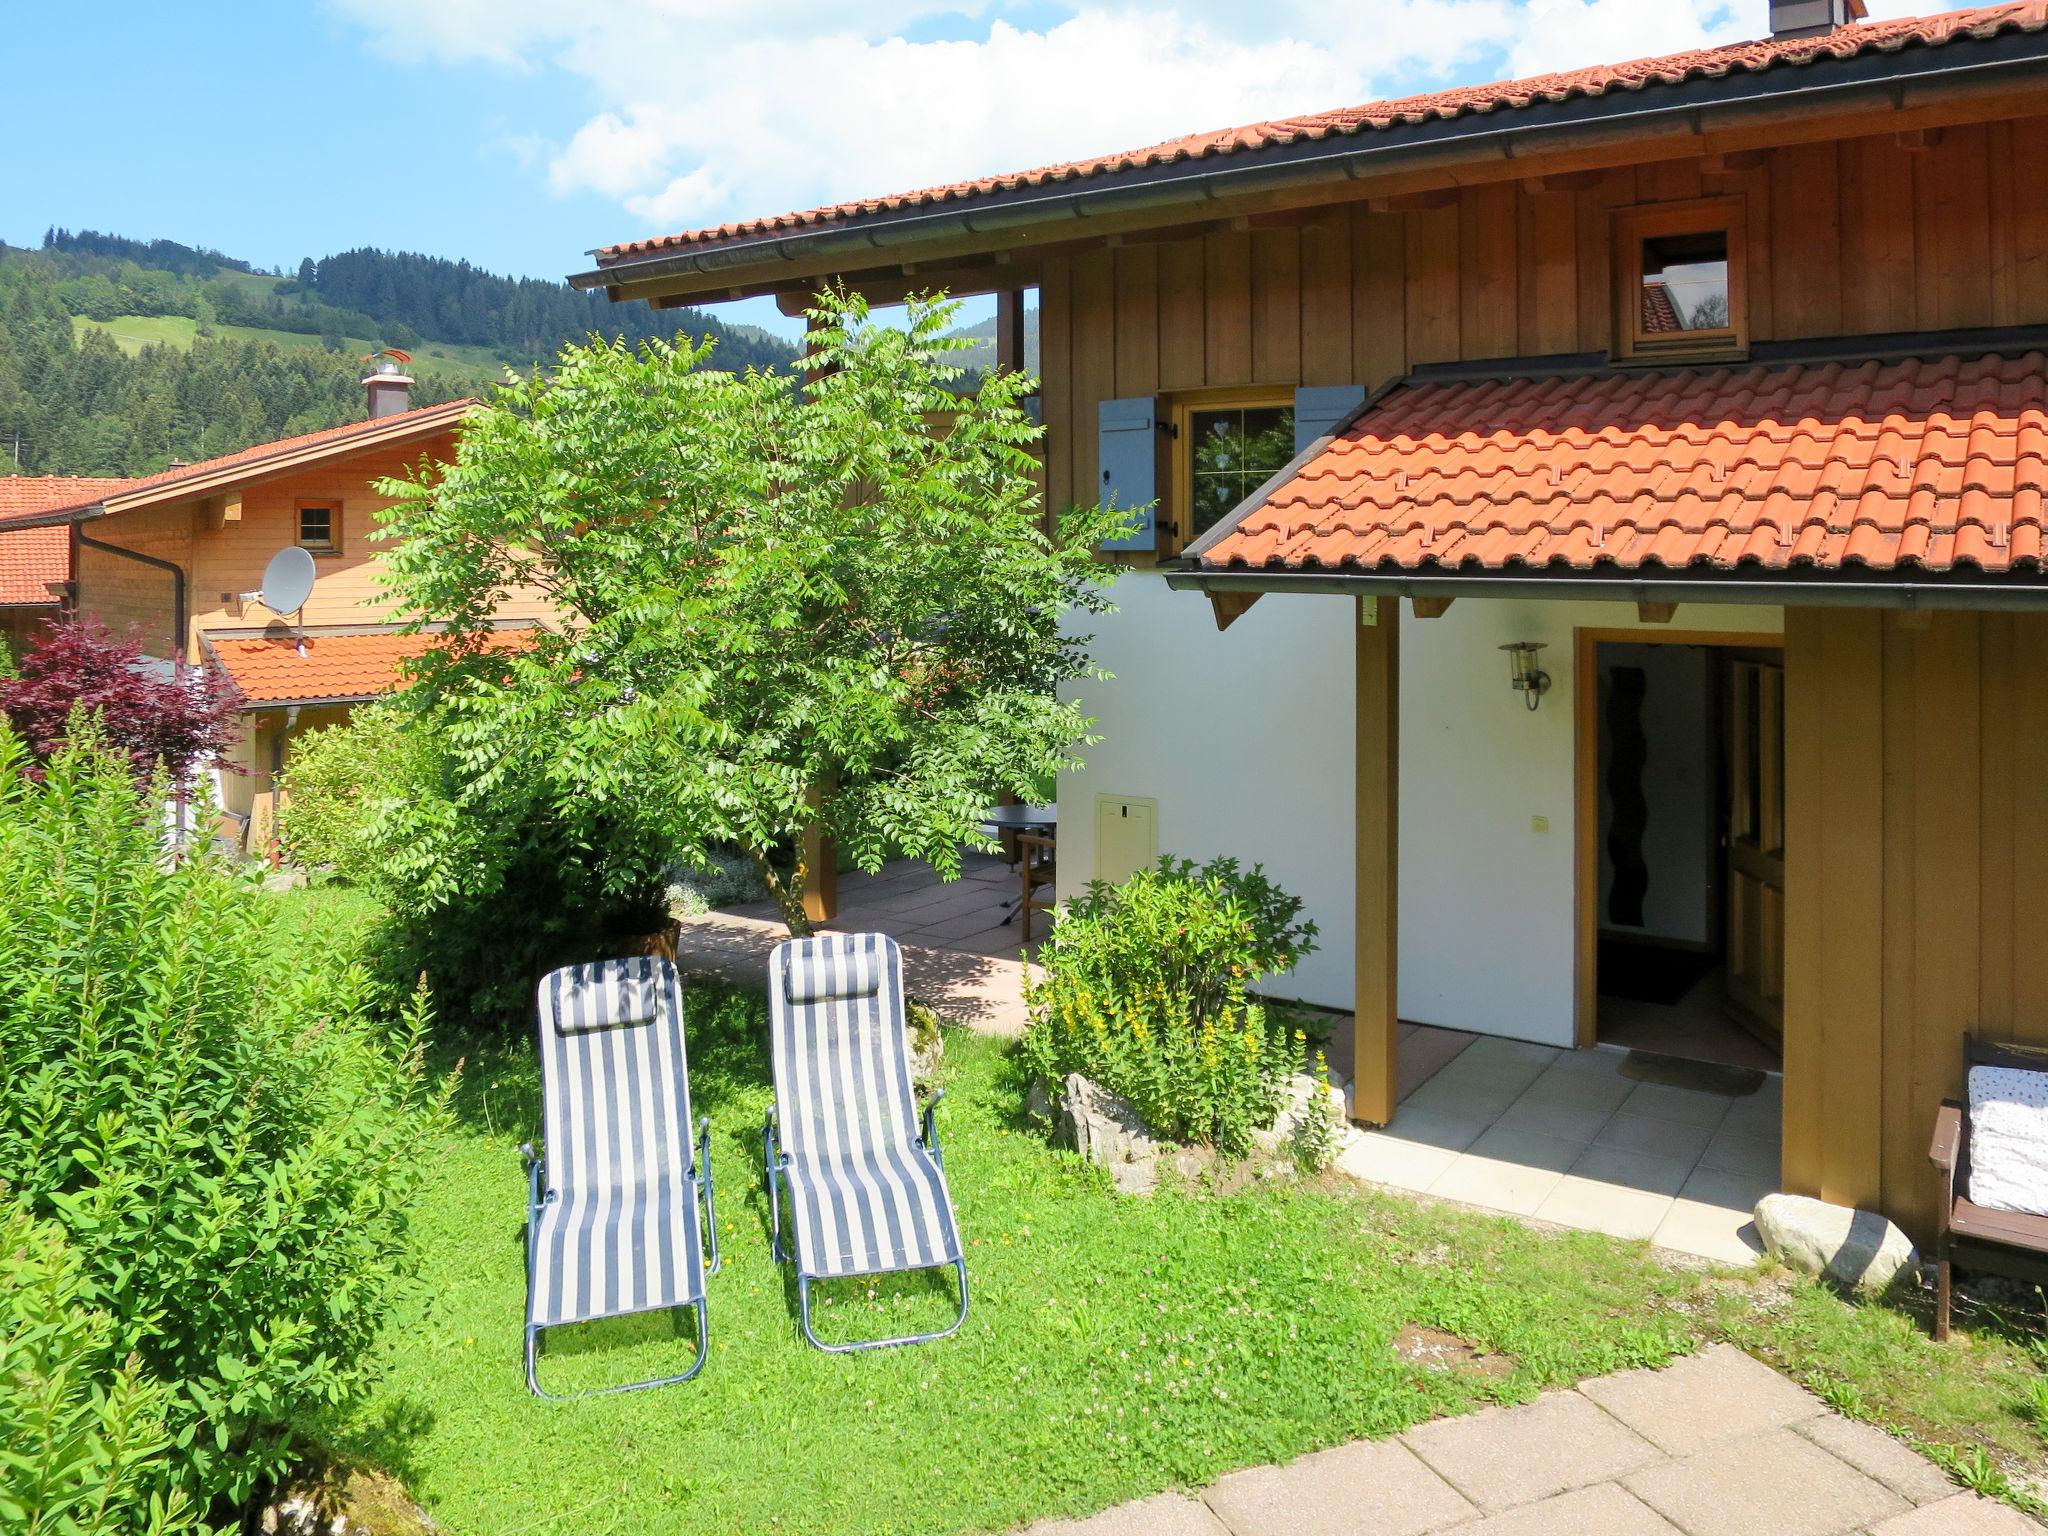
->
xmin=298 ymin=507 xmax=334 ymax=548
xmin=1186 ymin=404 xmax=1295 ymax=538
xmin=1641 ymin=230 xmax=1730 ymax=334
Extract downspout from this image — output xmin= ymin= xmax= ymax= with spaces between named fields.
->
xmin=74 ymin=522 xmax=193 ymax=843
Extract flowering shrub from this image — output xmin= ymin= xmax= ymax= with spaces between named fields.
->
xmin=0 ymin=620 xmax=239 ymax=783
xmin=1022 ymin=857 xmax=1320 ymax=1156
xmin=0 ymin=727 xmax=451 ymax=1521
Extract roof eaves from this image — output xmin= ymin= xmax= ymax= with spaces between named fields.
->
xmin=574 ymin=12 xmax=2048 ymax=293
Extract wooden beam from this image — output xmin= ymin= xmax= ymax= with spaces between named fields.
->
xmin=1367 ymin=188 xmax=1459 ymax=214
xmin=1636 ymin=601 xmax=1678 ymax=624
xmin=1209 ymin=590 xmax=1261 ymax=631
xmin=1411 ymin=595 xmax=1454 ymax=619
xmin=800 ymin=776 xmax=837 ymax=925
xmin=1533 ymin=169 xmax=1609 ymax=194
xmin=1895 ymin=126 xmax=1946 ymax=151
xmin=1701 ymin=149 xmax=1770 ymax=175
xmin=1353 ymin=595 xmax=1400 ymax=1126
xmin=204 ymin=493 xmax=242 ymax=529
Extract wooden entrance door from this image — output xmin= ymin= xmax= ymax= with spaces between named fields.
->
xmin=1725 ymin=658 xmax=1785 ymax=1047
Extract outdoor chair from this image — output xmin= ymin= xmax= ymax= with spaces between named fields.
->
xmin=763 ymin=931 xmax=968 ymax=1352
xmin=522 ymin=955 xmax=719 ymax=1398
xmin=1016 ymin=831 xmax=1057 ymax=943
xmin=1929 ymin=1033 xmax=2048 ymax=1341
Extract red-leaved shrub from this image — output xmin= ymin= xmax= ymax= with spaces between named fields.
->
xmin=1 ymin=620 xmax=240 ymax=781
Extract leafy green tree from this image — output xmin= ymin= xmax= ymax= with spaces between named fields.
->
xmin=375 ymin=291 xmax=1128 ymax=934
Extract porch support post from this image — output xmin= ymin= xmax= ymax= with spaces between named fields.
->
xmin=996 ymin=289 xmax=1026 ymax=374
xmin=1353 ymin=595 xmax=1400 ymax=1125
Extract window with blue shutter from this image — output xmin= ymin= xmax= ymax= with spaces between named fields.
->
xmin=1293 ymin=384 xmax=1367 ymax=455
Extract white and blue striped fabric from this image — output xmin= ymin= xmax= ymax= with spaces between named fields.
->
xmin=529 ymin=956 xmax=703 ymax=1329
xmin=770 ymin=933 xmax=962 ymax=1281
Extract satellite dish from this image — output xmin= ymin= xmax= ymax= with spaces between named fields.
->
xmin=258 ymin=546 xmax=316 ymax=617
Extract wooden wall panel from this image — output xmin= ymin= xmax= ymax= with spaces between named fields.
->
xmin=1786 ymin=609 xmax=2048 ymax=1242
xmin=1250 ymin=228 xmax=1301 ymax=384
xmin=1299 ymin=217 xmax=1353 ymax=386
xmin=1037 ymin=255 xmax=1073 ymax=511
xmin=1204 ymin=231 xmax=1252 ymax=382
xmin=1071 ymin=249 xmax=1116 ymax=511
xmin=1519 ymin=189 xmax=1578 ymax=356
xmin=1841 ymin=135 xmax=1916 ymax=335
xmin=1459 ymin=183 xmax=1519 ymax=361
xmin=1157 ymin=238 xmax=1206 ymax=390
xmin=1913 ymin=123 xmax=1994 ymax=331
xmin=1769 ymin=140 xmax=1842 ymax=338
xmin=1113 ymin=246 xmax=1159 ymax=398
xmin=1405 ymin=204 xmax=1460 ymax=365
xmin=1353 ymin=207 xmax=1406 ymax=388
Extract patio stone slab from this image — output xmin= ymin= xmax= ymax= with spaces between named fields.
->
xmin=1621 ymin=1427 xmax=1906 ymax=1536
xmin=1019 ymin=1492 xmax=1231 ymax=1536
xmin=1619 ymin=1082 xmax=1738 ymax=1129
xmin=1201 ymin=1437 xmax=1475 ymax=1536
xmin=1793 ymin=1417 xmax=1958 ymax=1506
xmin=1533 ymin=1173 xmax=1674 ymax=1240
xmin=1578 ymin=1345 xmax=1822 ymax=1455
xmin=1865 ymin=1494 xmax=2046 ymax=1533
xmin=1435 ymin=1482 xmax=1684 ymax=1535
xmin=1400 ymin=1389 xmax=1662 ymax=1512
xmin=1338 ymin=1130 xmax=1462 ymax=1193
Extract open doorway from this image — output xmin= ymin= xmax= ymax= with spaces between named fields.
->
xmin=1579 ymin=632 xmax=1784 ymax=1073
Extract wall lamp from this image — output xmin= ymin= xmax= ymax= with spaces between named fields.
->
xmin=1500 ymin=641 xmax=1551 ymax=710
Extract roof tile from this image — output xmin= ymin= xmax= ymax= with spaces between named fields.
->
xmin=1193 ymin=352 xmax=2048 ymax=577
xmin=207 ymin=628 xmax=531 ymax=706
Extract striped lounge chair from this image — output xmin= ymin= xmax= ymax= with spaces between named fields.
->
xmin=522 ymin=955 xmax=719 ymax=1398
xmin=764 ymin=932 xmax=968 ymax=1352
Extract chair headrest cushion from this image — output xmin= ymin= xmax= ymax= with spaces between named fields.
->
xmin=782 ymin=943 xmax=887 ymax=1005
xmin=547 ymin=966 xmax=668 ymax=1034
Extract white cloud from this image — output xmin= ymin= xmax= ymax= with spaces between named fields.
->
xmin=328 ymin=0 xmax=1980 ymax=245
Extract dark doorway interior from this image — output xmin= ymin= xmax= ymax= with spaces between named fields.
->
xmin=1593 ymin=640 xmax=1783 ymax=1074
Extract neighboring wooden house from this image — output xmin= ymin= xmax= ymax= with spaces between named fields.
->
xmin=575 ymin=0 xmax=2048 ymax=1242
xmin=0 ymin=477 xmax=129 ymax=652
xmin=0 ymin=372 xmax=543 ymax=854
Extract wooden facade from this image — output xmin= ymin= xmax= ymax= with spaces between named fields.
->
xmin=1784 ymin=607 xmax=2048 ymax=1240
xmin=1036 ymin=117 xmax=2048 ymax=529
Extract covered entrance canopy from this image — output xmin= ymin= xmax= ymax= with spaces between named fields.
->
xmin=1168 ymin=346 xmax=2048 ymax=1241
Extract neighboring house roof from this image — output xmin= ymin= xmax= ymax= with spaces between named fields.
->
xmin=205 ymin=626 xmax=533 ymax=707
xmin=0 ymin=400 xmax=476 ymax=532
xmin=1188 ymin=351 xmax=2048 ymax=577
xmin=1639 ymin=281 xmax=1684 ymax=335
xmin=0 ymin=477 xmax=129 ymax=606
xmin=590 ymin=2 xmax=2043 ymax=265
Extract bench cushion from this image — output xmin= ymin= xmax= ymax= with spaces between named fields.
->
xmin=1968 ymin=1064 xmax=2048 ymax=1217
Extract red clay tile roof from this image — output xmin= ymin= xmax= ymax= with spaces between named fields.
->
xmin=596 ymin=3 xmax=2045 ymax=262
xmin=0 ymin=401 xmax=475 ymax=530
xmin=207 ymin=627 xmax=532 ymax=706
xmin=1192 ymin=352 xmax=2048 ymax=576
xmin=0 ymin=477 xmax=129 ymax=605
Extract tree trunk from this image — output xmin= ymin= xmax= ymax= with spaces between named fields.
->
xmin=746 ymin=846 xmax=813 ymax=937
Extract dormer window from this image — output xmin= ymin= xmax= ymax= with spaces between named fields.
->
xmin=297 ymin=501 xmax=340 ymax=555
xmin=1614 ymin=198 xmax=1747 ymax=363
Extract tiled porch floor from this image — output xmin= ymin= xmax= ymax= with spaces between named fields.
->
xmin=1338 ymin=1034 xmax=1781 ymax=1264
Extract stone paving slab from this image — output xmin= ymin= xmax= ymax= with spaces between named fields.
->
xmin=1403 ymin=1389 xmax=1663 ymax=1512
xmin=1202 ymin=1437 xmax=1476 ymax=1536
xmin=1578 ymin=1343 xmax=1823 ymax=1455
xmin=1017 ymin=1492 xmax=1230 ymax=1536
xmin=1439 ymin=1482 xmax=1684 ymax=1535
xmin=1866 ymin=1495 xmax=2048 ymax=1534
xmin=1621 ymin=1427 xmax=1908 ymax=1536
xmin=1795 ymin=1416 xmax=1959 ymax=1507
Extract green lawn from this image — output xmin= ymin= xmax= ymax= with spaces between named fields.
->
xmin=266 ymin=887 xmax=2048 ymax=1533
xmin=71 ymin=312 xmax=510 ymax=383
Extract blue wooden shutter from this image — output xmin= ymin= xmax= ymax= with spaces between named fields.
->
xmin=1098 ymin=397 xmax=1157 ymax=552
xmin=1294 ymin=384 xmax=1368 ymax=456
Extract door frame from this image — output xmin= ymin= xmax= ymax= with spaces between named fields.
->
xmin=1572 ymin=626 xmax=1786 ymax=1049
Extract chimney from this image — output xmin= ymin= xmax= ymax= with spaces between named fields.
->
xmin=361 ymin=350 xmax=414 ymax=419
xmin=1769 ymin=0 xmax=1865 ymax=38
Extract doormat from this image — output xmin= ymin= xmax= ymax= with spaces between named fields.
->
xmin=1597 ymin=937 xmax=1717 ymax=1006
xmin=1619 ymin=1049 xmax=1767 ymax=1098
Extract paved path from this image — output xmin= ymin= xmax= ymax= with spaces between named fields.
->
xmin=1019 ymin=1345 xmax=2039 ymax=1536
xmin=673 ymin=908 xmax=1034 ymax=1037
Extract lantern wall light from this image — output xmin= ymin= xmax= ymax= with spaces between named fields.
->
xmin=1500 ymin=641 xmax=1551 ymax=710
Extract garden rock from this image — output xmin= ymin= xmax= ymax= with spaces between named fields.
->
xmin=258 ymin=1457 xmax=439 ymax=1536
xmin=1754 ymin=1192 xmax=1918 ymax=1294
xmin=262 ymin=867 xmax=308 ymax=893
xmin=1254 ymin=1072 xmax=1352 ymax=1168
xmin=1059 ymin=1073 xmax=1165 ymax=1194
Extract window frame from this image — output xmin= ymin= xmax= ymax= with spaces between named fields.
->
xmin=1611 ymin=196 xmax=1749 ymax=364
xmin=1168 ymin=387 xmax=1297 ymax=559
xmin=295 ymin=499 xmax=341 ymax=556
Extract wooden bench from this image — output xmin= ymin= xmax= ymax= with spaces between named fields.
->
xmin=1929 ymin=1033 xmax=2048 ymax=1341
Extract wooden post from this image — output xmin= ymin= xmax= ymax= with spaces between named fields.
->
xmin=801 ymin=778 xmax=838 ymax=925
xmin=1353 ymin=595 xmax=1400 ymax=1125
xmin=996 ymin=288 xmax=1026 ymax=374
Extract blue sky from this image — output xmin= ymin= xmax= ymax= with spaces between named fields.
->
xmin=1 ymin=0 xmax=1955 ymax=342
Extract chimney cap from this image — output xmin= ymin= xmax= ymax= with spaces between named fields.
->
xmin=1768 ymin=0 xmax=1865 ymax=38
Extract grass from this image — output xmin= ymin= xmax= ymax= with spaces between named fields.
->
xmin=266 ymin=887 xmax=2048 ymax=1532
xmin=71 ymin=312 xmax=511 ymax=383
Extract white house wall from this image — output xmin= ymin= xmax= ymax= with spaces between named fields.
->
xmin=1060 ymin=580 xmax=1783 ymax=1044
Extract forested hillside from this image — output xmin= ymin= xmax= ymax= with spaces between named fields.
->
xmin=1 ymin=232 xmax=799 ymax=477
